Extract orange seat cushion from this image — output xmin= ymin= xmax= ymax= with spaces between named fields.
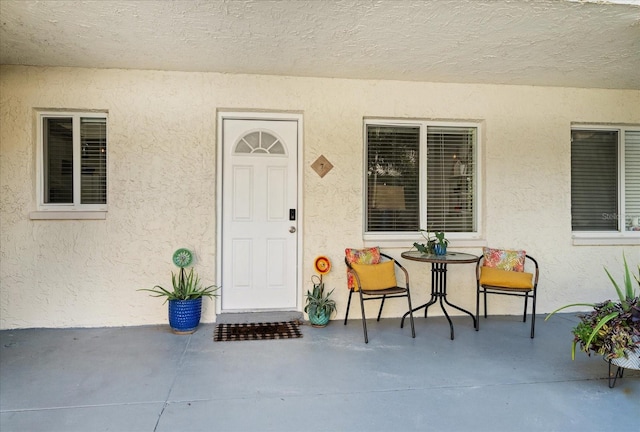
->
xmin=480 ymin=266 xmax=533 ymax=289
xmin=350 ymin=260 xmax=397 ymax=291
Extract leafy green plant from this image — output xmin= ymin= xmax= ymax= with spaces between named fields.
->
xmin=139 ymin=267 xmax=219 ymax=303
xmin=433 ymin=231 xmax=449 ymax=246
xmin=545 ymin=254 xmax=640 ymax=360
xmin=304 ymin=277 xmax=336 ymax=318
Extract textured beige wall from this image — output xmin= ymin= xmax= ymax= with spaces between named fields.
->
xmin=1 ymin=65 xmax=639 ymax=329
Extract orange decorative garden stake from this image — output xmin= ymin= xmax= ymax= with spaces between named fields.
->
xmin=305 ymin=256 xmax=336 ymax=327
xmin=314 ymin=255 xmax=331 ymax=276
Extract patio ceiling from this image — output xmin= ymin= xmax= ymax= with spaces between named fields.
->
xmin=0 ymin=0 xmax=639 ymax=90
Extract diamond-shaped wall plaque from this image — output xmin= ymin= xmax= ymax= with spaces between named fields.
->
xmin=311 ymin=155 xmax=333 ymax=178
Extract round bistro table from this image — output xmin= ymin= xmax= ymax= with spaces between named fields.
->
xmin=401 ymin=250 xmax=478 ymax=340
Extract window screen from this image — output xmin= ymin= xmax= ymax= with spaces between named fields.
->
xmin=43 ymin=117 xmax=73 ymax=204
xmin=571 ymin=130 xmax=618 ymax=231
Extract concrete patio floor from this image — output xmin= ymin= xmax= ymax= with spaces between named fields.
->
xmin=1 ymin=313 xmax=638 ymax=432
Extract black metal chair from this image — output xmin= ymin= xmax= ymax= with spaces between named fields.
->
xmin=475 ymin=252 xmax=539 ymax=338
xmin=344 ymin=252 xmax=416 ymax=343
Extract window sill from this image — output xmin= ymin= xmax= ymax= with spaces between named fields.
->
xmin=572 ymin=233 xmax=640 ymax=246
xmin=29 ymin=211 xmax=107 ymax=220
xmin=364 ymin=235 xmax=486 ymax=250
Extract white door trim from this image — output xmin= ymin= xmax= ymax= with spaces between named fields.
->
xmin=216 ymin=111 xmax=304 ymax=315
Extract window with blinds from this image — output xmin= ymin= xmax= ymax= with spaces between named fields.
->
xmin=366 ymin=125 xmax=420 ymax=232
xmin=625 ymin=131 xmax=640 ymax=230
xmin=427 ymin=127 xmax=476 ymax=232
xmin=80 ymin=118 xmax=107 ymax=204
xmin=365 ymin=121 xmax=478 ymax=235
xmin=571 ymin=126 xmax=640 ymax=232
xmin=39 ymin=112 xmax=107 ymax=210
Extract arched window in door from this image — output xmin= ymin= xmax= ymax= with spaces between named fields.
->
xmin=234 ymin=130 xmax=286 ymax=155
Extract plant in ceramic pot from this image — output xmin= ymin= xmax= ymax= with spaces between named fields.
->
xmin=546 ymin=254 xmax=640 ymax=364
xmin=413 ymin=228 xmax=449 ymax=255
xmin=304 ymin=275 xmax=336 ymax=327
xmin=139 ymin=248 xmax=219 ymax=334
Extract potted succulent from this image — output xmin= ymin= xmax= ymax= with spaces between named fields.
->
xmin=304 ymin=275 xmax=337 ymax=327
xmin=139 ymin=248 xmax=219 ymax=334
xmin=545 ymin=254 xmax=640 ymax=366
xmin=413 ymin=228 xmax=449 ymax=255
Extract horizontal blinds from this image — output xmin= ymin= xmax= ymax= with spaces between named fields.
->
xmin=43 ymin=117 xmax=73 ymax=204
xmin=80 ymin=118 xmax=107 ymax=204
xmin=625 ymin=130 xmax=640 ymax=230
xmin=426 ymin=127 xmax=475 ymax=232
xmin=366 ymin=125 xmax=420 ymax=232
xmin=571 ymin=130 xmax=618 ymax=231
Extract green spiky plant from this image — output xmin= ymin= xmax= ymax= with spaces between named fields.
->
xmin=545 ymin=254 xmax=640 ymax=360
xmin=304 ymin=278 xmax=336 ymax=321
xmin=139 ymin=267 xmax=219 ymax=302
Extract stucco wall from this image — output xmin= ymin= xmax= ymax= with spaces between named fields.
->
xmin=1 ymin=65 xmax=639 ymax=329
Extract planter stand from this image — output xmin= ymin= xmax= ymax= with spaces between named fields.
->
xmin=607 ymin=347 xmax=640 ymax=388
xmin=608 ymin=361 xmax=625 ymax=388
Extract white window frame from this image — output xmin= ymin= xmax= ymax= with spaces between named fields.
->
xmin=363 ymin=118 xmax=484 ymax=247
xmin=571 ymin=124 xmax=640 ymax=246
xmin=31 ymin=110 xmax=108 ymax=219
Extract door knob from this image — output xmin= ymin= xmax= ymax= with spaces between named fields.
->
xmin=289 ymin=226 xmax=296 ymax=233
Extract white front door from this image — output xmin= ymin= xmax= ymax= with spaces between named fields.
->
xmin=219 ymin=115 xmax=300 ymax=311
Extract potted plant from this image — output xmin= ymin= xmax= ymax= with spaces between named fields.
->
xmin=304 ymin=275 xmax=337 ymax=327
xmin=139 ymin=248 xmax=219 ymax=334
xmin=545 ymin=254 xmax=640 ymax=365
xmin=413 ymin=228 xmax=449 ymax=255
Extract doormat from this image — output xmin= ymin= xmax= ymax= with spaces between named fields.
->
xmin=213 ymin=321 xmax=303 ymax=342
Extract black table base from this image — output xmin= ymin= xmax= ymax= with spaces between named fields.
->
xmin=401 ymin=261 xmax=477 ymax=340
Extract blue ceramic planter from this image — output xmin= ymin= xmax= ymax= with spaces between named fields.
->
xmin=434 ymin=243 xmax=447 ymax=256
xmin=309 ymin=309 xmax=330 ymax=327
xmin=168 ymin=298 xmax=202 ymax=334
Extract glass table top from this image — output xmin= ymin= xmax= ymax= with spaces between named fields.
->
xmin=401 ymin=250 xmax=478 ymax=264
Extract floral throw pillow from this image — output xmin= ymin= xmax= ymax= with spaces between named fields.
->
xmin=345 ymin=247 xmax=381 ymax=290
xmin=483 ymin=247 xmax=526 ymax=272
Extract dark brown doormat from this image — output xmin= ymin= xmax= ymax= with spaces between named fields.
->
xmin=213 ymin=321 xmax=303 ymax=342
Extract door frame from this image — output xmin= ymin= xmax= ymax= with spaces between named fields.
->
xmin=215 ymin=111 xmax=304 ymax=315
